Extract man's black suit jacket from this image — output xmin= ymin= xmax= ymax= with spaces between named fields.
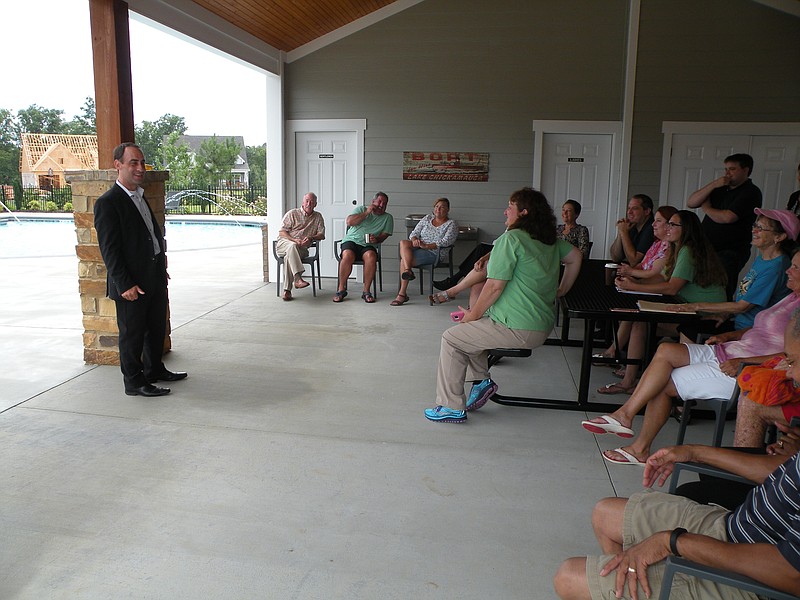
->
xmin=94 ymin=183 xmax=167 ymax=301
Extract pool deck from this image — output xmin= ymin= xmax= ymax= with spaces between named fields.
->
xmin=0 ymin=223 xmax=728 ymax=599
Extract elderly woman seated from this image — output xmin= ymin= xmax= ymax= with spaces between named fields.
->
xmin=733 ymin=322 xmax=800 ymax=448
xmin=556 ymin=199 xmax=591 ymax=259
xmin=580 ymin=249 xmax=800 ymax=466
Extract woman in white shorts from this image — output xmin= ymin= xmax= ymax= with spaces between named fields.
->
xmin=580 ymin=249 xmax=800 ymax=465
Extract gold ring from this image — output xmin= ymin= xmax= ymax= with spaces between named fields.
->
xmin=628 ymin=567 xmax=636 ymax=573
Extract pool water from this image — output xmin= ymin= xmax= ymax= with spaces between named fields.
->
xmin=0 ymin=219 xmax=263 ymax=258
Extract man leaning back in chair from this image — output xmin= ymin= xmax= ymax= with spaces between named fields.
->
xmin=333 ymin=192 xmax=394 ymax=304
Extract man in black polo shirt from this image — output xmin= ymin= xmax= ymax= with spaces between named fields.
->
xmin=688 ymin=153 xmax=762 ymax=299
xmin=609 ymin=194 xmax=654 ymax=266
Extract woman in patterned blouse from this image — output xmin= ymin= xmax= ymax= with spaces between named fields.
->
xmin=392 ymin=197 xmax=459 ymax=305
xmin=556 ymin=200 xmax=591 ymax=259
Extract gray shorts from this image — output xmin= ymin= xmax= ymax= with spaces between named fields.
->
xmin=585 ymin=490 xmax=757 ymax=600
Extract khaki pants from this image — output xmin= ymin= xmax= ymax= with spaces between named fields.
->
xmin=435 ymin=317 xmax=549 ymax=410
xmin=275 ymin=238 xmax=309 ymax=291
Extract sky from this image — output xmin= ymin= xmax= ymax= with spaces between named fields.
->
xmin=0 ymin=0 xmax=268 ymax=145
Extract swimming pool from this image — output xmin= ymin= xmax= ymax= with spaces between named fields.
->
xmin=0 ymin=217 xmax=264 ymax=258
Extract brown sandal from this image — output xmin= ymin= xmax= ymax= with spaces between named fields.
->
xmin=597 ymin=382 xmax=635 ymax=395
xmin=390 ymin=294 xmax=409 ymax=306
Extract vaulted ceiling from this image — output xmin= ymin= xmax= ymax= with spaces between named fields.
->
xmin=188 ymin=0 xmax=399 ymax=52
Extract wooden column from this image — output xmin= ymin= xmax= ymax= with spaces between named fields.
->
xmin=89 ymin=0 xmax=135 ymax=168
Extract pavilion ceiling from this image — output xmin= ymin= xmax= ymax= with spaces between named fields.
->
xmin=188 ymin=0 xmax=400 ymax=52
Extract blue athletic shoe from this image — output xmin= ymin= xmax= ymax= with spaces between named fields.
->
xmin=466 ymin=378 xmax=498 ymax=412
xmin=424 ymin=406 xmax=467 ymax=423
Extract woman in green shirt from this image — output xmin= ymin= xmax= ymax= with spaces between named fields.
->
xmin=424 ymin=188 xmax=582 ymax=423
xmin=599 ymin=209 xmax=727 ymax=395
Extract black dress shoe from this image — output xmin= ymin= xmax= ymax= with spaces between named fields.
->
xmin=125 ymin=384 xmax=171 ymax=397
xmin=148 ymin=370 xmax=188 ymax=383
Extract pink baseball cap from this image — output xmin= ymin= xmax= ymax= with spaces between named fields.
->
xmin=754 ymin=208 xmax=800 ymax=241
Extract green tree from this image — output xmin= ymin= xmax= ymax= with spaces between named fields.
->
xmin=161 ymin=132 xmax=193 ymax=188
xmin=63 ymin=97 xmax=96 ymax=135
xmin=246 ymin=144 xmax=266 ymax=188
xmin=16 ymin=104 xmax=67 ymax=134
xmin=134 ymin=114 xmax=187 ymax=168
xmin=191 ymin=136 xmax=241 ymax=188
xmin=0 ymin=108 xmax=20 ymax=187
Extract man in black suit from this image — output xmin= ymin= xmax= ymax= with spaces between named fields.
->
xmin=94 ymin=142 xmax=187 ymax=396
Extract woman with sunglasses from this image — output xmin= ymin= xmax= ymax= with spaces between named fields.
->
xmin=597 ymin=210 xmax=727 ymax=395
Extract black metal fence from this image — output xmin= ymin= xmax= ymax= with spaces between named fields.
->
xmin=0 ymin=185 xmax=267 ymax=216
xmin=0 ymin=186 xmax=73 ymax=212
xmin=164 ymin=185 xmax=267 ymax=216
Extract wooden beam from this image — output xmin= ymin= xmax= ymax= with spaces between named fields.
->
xmin=89 ymin=0 xmax=135 ymax=168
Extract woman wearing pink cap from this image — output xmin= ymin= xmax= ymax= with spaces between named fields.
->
xmin=669 ymin=208 xmax=799 ymax=333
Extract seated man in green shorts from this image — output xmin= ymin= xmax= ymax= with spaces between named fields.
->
xmin=333 ymin=191 xmax=393 ymax=303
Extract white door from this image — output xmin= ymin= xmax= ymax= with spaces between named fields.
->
xmin=751 ymin=136 xmax=800 ymax=210
xmin=665 ymin=135 xmax=750 ymax=207
xmin=295 ymin=131 xmax=358 ymax=277
xmin=540 ymin=133 xmax=613 ymax=259
xmin=664 ymin=134 xmax=800 ymax=209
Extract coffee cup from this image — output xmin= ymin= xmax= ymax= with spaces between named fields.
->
xmin=604 ymin=263 xmax=619 ymax=286
xmin=364 ymin=233 xmax=371 ymax=244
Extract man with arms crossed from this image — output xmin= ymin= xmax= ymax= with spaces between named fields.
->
xmin=94 ymin=142 xmax=187 ymax=397
xmin=275 ymin=192 xmax=325 ymax=301
xmin=333 ymin=192 xmax=393 ymax=303
xmin=688 ymin=153 xmax=762 ymax=299
xmin=609 ymin=194 xmax=655 ymax=266
xmin=553 ymin=309 xmax=800 ymax=600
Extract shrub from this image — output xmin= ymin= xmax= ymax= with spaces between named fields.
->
xmin=250 ymin=196 xmax=267 ymax=215
xmin=63 ymin=202 xmax=73 ymax=212
xmin=45 ymin=201 xmax=58 ymax=212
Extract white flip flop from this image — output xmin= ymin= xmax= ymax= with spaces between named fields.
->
xmin=581 ymin=415 xmax=634 ymax=438
xmin=602 ymin=448 xmax=646 ymax=466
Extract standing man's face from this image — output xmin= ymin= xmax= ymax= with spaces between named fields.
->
xmin=302 ymin=194 xmax=317 ymax=216
xmin=371 ymin=195 xmax=388 ymax=215
xmin=115 ymin=147 xmax=146 ymax=191
xmin=724 ymin=161 xmax=749 ymax=188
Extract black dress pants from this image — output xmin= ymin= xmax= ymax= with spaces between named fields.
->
xmin=115 ymin=278 xmax=168 ymax=389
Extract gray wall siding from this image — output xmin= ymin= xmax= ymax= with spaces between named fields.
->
xmin=285 ymin=0 xmax=628 ymax=267
xmin=631 ymin=0 xmax=800 ymax=202
xmin=285 ymin=0 xmax=799 ymax=273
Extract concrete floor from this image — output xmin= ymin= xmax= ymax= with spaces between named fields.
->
xmin=0 ymin=229 xmax=728 ymax=599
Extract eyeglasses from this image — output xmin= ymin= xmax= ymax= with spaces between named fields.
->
xmin=752 ymin=224 xmax=775 ymax=232
xmin=666 ymin=222 xmax=682 ymax=228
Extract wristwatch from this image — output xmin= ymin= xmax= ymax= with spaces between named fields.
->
xmin=670 ymin=527 xmax=688 ymax=557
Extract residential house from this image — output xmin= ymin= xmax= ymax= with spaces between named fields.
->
xmin=171 ymin=135 xmax=250 ymax=187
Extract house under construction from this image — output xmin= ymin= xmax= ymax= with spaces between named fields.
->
xmin=19 ymin=133 xmax=98 ymax=189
